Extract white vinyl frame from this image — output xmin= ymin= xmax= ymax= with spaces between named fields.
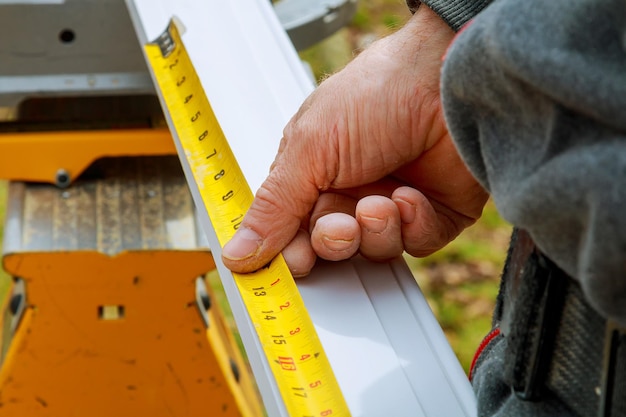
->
xmin=125 ymin=1 xmax=477 ymax=416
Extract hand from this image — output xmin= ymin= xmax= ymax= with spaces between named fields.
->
xmin=222 ymin=6 xmax=488 ymax=276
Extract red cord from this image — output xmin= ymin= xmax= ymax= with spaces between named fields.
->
xmin=469 ymin=326 xmax=501 ymax=381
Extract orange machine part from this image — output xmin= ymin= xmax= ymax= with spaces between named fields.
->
xmin=0 ymin=128 xmax=176 ymax=184
xmin=0 ymin=250 xmax=263 ymax=416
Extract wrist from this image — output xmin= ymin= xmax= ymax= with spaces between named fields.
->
xmin=400 ymin=2 xmax=454 ymax=49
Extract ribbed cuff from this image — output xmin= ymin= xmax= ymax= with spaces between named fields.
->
xmin=407 ymin=0 xmax=493 ymax=31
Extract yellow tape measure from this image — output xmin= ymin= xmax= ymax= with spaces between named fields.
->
xmin=145 ymin=20 xmax=350 ymax=417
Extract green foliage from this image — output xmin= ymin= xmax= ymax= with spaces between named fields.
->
xmin=382 ymin=13 xmax=402 ymax=29
xmin=298 ymin=0 xmax=411 ymax=83
xmin=422 ymin=201 xmax=511 ymax=266
xmin=433 ymin=280 xmax=500 ymax=371
xmin=351 ymin=8 xmax=371 ymax=30
xmin=405 ymin=200 xmax=511 ymax=371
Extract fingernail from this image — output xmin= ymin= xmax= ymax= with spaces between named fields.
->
xmin=322 ymin=236 xmax=355 ymax=252
xmin=394 ymin=198 xmax=416 ymax=223
xmin=222 ymin=227 xmax=263 ymax=260
xmin=359 ymin=215 xmax=388 ymax=233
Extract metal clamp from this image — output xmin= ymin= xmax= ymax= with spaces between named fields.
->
xmin=600 ymin=320 xmax=626 ymax=417
xmin=274 ymin=0 xmax=358 ymax=51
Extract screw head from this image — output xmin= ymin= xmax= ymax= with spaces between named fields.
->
xmin=55 ymin=169 xmax=71 ymax=188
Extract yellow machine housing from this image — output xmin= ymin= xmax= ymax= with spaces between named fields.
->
xmin=0 ymin=99 xmax=264 ymax=415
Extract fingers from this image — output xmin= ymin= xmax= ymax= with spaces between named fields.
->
xmin=279 ymin=193 xmax=406 ymax=273
xmin=310 ymin=192 xmax=357 ymax=226
xmin=306 ymin=188 xmax=457 ymax=264
xmin=306 ymin=189 xmax=446 ymax=263
xmin=311 ymin=213 xmax=361 ymax=261
xmin=221 ymin=163 xmax=320 ymax=273
xmin=391 ymin=186 xmax=451 ymax=257
xmin=237 ymin=183 xmax=463 ymax=277
xmin=282 ymin=229 xmax=317 ymax=278
xmin=356 ymin=196 xmax=404 ymax=261
xmin=308 ymin=192 xmax=360 ymax=261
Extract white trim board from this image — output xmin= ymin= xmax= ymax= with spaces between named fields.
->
xmin=126 ymin=1 xmax=477 ymax=416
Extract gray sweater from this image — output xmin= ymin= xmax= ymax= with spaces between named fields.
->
xmin=441 ymin=0 xmax=626 ymax=327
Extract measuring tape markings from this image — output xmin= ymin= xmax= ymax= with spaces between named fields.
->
xmin=144 ymin=21 xmax=350 ymax=417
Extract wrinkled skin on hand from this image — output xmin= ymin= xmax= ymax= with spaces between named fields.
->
xmin=222 ymin=6 xmax=488 ymax=277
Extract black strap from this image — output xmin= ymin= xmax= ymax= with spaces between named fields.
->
xmin=498 ymin=228 xmax=626 ymax=417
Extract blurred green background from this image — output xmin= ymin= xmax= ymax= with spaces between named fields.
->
xmin=0 ymin=0 xmax=512 ymax=374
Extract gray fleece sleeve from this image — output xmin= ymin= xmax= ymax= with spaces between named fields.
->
xmin=406 ymin=0 xmax=493 ymax=31
xmin=441 ymin=0 xmax=626 ymax=325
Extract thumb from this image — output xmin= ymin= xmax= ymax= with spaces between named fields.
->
xmin=221 ymin=162 xmax=320 ymax=273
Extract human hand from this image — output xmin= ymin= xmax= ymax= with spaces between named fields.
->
xmin=222 ymin=6 xmax=488 ymax=276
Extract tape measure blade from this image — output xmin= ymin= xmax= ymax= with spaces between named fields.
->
xmin=141 ymin=19 xmax=350 ymax=417
xmin=131 ymin=17 xmax=289 ymax=417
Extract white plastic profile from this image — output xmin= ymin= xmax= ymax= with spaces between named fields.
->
xmin=126 ymin=1 xmax=477 ymax=416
